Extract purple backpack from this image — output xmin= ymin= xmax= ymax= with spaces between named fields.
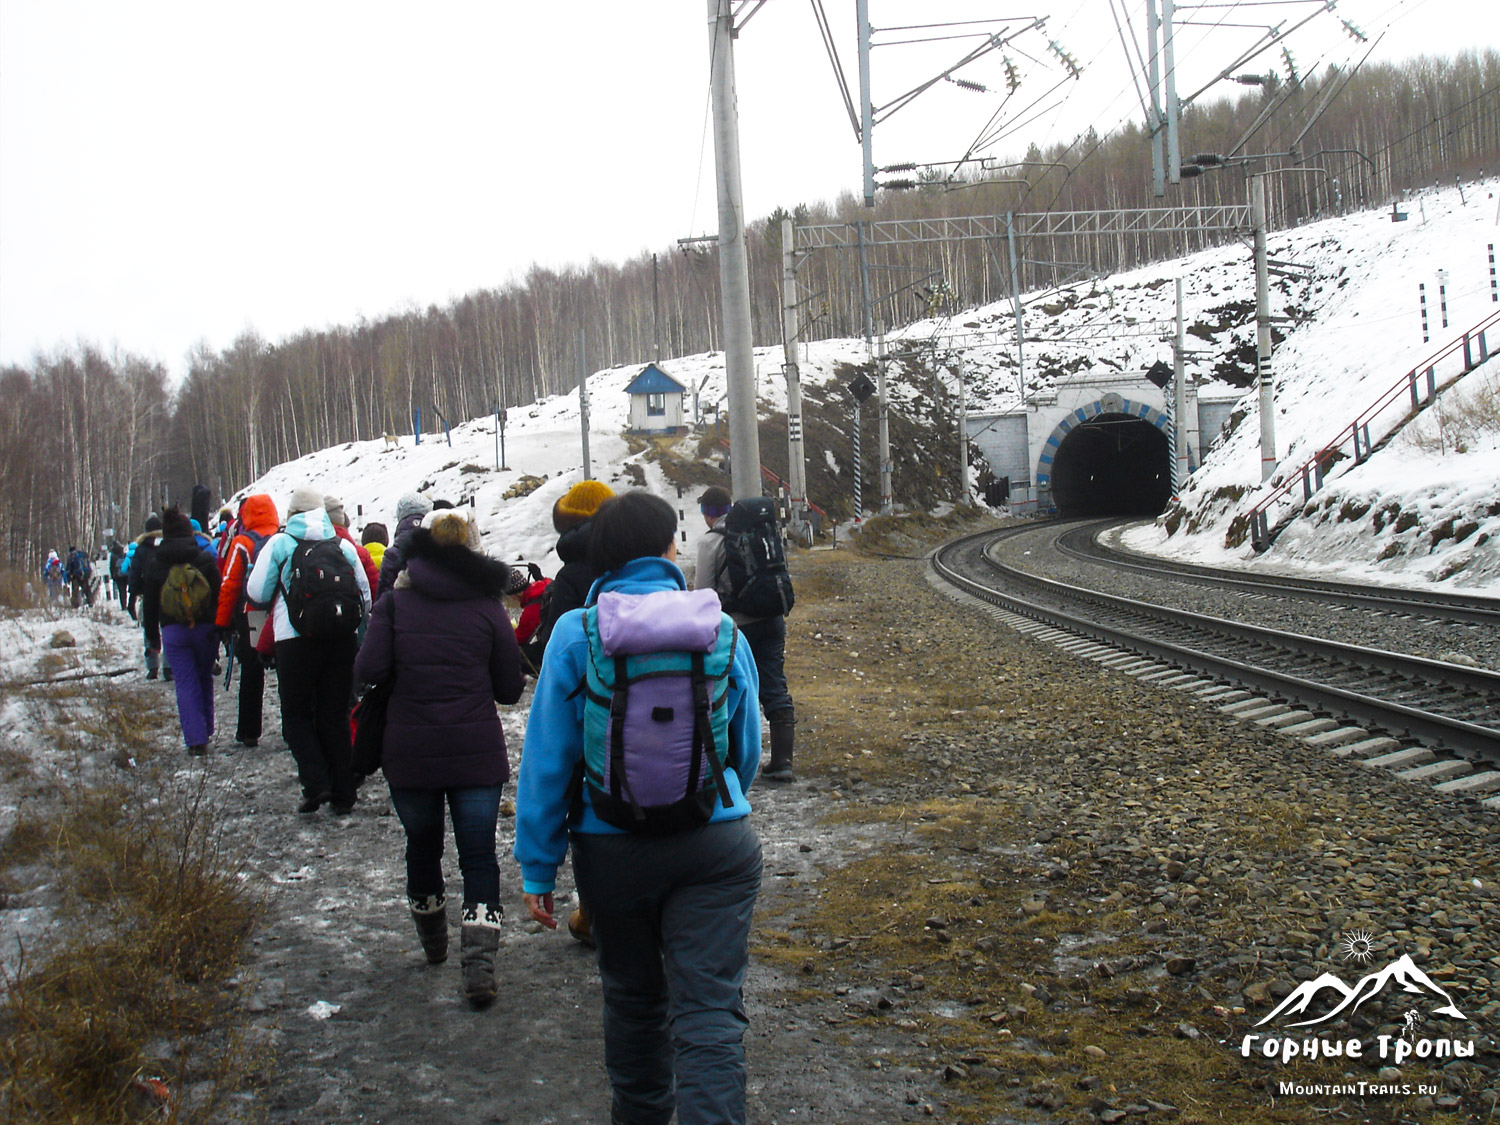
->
xmin=580 ymin=588 xmax=739 ymax=833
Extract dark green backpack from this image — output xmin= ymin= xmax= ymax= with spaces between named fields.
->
xmin=161 ymin=562 xmax=213 ymax=626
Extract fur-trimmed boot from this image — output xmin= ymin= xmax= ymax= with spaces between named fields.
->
xmin=764 ymin=708 xmax=796 ymax=781
xmin=409 ymin=894 xmax=448 ymax=964
xmin=460 ymin=903 xmax=502 ymax=1006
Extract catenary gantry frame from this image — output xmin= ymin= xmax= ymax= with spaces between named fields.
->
xmin=793 ymin=205 xmax=1250 ymax=250
xmin=781 ymin=205 xmax=1253 ymax=521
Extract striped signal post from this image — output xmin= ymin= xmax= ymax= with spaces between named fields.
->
xmin=1490 ymin=244 xmax=1497 ymax=303
xmin=1438 ymin=269 xmax=1449 ymax=328
xmin=1420 ymin=283 xmax=1429 ymax=343
xmin=852 ymin=400 xmax=862 ymax=519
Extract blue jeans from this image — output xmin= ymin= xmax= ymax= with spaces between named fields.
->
xmin=737 ymin=615 xmax=792 ymax=716
xmin=573 ymin=817 xmax=762 ymax=1125
xmin=388 ymin=785 xmax=503 ymax=905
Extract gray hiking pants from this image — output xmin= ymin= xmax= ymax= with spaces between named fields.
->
xmin=572 ymin=817 xmax=762 ymax=1125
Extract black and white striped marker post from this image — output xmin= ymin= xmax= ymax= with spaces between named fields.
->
xmin=1490 ymin=243 xmax=1497 ymax=303
xmin=1420 ymin=283 xmax=1429 ymax=343
xmin=1438 ymin=270 xmax=1449 ymax=328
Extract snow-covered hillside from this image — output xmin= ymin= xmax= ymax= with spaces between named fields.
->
xmin=230 ymin=182 xmax=1499 ymax=593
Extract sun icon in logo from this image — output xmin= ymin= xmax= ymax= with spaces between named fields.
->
xmin=1339 ymin=929 xmax=1377 ymax=964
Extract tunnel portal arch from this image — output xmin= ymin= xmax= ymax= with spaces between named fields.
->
xmin=1036 ymin=394 xmax=1173 ymax=517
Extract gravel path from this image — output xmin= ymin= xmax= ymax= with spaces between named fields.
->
xmin=208 ymin=673 xmax=944 ymax=1123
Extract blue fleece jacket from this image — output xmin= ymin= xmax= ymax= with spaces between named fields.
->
xmin=513 ymin=555 xmax=761 ymax=896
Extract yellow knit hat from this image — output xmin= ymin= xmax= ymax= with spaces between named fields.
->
xmin=556 ymin=480 xmax=615 ymax=522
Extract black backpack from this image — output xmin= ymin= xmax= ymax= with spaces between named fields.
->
xmin=279 ymin=538 xmax=364 ymax=640
xmin=716 ymin=498 xmax=794 ymax=618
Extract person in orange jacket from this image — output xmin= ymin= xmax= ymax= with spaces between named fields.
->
xmin=215 ymin=493 xmax=280 ymax=748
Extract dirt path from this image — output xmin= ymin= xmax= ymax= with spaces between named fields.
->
xmin=214 ymin=657 xmax=948 ymax=1123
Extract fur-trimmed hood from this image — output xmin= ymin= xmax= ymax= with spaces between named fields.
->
xmin=399 ymin=528 xmax=513 ymax=601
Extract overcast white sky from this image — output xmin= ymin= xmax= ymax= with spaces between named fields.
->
xmin=1 ymin=0 xmax=1494 ymax=378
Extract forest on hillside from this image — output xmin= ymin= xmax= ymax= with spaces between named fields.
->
xmin=2 ymin=50 xmax=1496 ymax=574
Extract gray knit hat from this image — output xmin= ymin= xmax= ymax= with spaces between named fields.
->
xmin=288 ymin=485 xmax=323 ymax=515
xmin=395 ymin=492 xmax=432 ymax=524
xmin=324 ymin=494 xmax=348 ymax=527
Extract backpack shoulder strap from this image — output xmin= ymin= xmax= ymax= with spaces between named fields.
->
xmin=691 ymin=649 xmax=734 ymax=809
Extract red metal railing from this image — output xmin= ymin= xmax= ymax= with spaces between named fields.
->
xmin=1247 ymin=309 xmax=1499 ymax=549
xmin=717 ymin=439 xmax=829 ymax=520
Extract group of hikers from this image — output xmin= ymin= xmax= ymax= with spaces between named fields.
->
xmin=39 ymin=546 xmax=100 ymax=608
xmin=120 ymin=475 xmax=798 ymax=1124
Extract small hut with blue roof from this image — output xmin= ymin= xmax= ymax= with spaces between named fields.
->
xmin=624 ymin=363 xmax=688 ymax=434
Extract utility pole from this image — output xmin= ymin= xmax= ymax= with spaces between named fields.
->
xmin=1146 ymin=0 xmax=1166 ymax=197
xmin=652 ymin=253 xmax=661 ymax=361
xmin=578 ymin=329 xmax=592 ymax=481
xmin=1173 ymin=277 xmax=1189 ymax=489
xmin=707 ymin=0 xmax=762 ymax=501
xmin=955 ymin=356 xmax=970 ymax=505
xmin=857 ymin=0 xmax=875 ymax=207
xmin=876 ymin=324 xmax=892 ymax=514
xmin=780 ymin=216 xmax=810 ymax=541
xmin=1006 ymin=213 xmax=1026 ymax=397
xmin=1162 ymin=0 xmax=1181 ymax=184
xmin=1252 ymin=175 xmax=1276 ymax=480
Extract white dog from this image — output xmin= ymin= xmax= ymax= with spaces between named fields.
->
xmin=382 ymin=432 xmax=400 ymax=450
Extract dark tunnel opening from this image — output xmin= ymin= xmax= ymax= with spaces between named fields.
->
xmin=1049 ymin=413 xmax=1172 ymax=517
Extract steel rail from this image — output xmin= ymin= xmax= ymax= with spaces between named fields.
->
xmin=931 ymin=529 xmax=1500 ymax=762
xmin=1055 ymin=520 xmax=1500 ymax=627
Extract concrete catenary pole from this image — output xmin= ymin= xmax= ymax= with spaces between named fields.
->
xmin=1162 ymin=0 xmax=1181 ymax=184
xmin=1173 ymin=277 xmax=1189 ymax=489
xmin=1146 ymin=0 xmax=1166 ymax=197
xmin=577 ymin=329 xmax=592 ymax=481
xmin=1006 ymin=213 xmax=1026 ymax=397
xmin=857 ymin=0 xmax=875 ymax=208
xmin=780 ymin=217 xmax=810 ymax=540
xmin=955 ymin=355 xmax=971 ymax=505
xmin=707 ymin=0 xmax=762 ymax=501
xmin=1252 ymin=175 xmax=1277 ymax=480
xmin=876 ymin=324 xmax=892 ymax=514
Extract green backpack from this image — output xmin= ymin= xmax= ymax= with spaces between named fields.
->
xmin=160 ymin=562 xmax=213 ymax=626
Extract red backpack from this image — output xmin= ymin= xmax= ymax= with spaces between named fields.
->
xmin=515 ymin=578 xmax=552 ymax=645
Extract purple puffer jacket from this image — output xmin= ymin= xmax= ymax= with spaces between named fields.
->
xmin=353 ymin=529 xmax=525 ymax=790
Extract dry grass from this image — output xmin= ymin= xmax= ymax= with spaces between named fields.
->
xmin=0 ymin=682 xmax=265 ymax=1123
xmin=772 ymin=530 xmax=1479 ymax=1125
xmin=0 ymin=570 xmax=42 ymax=611
xmin=1400 ymin=371 xmax=1500 ymax=455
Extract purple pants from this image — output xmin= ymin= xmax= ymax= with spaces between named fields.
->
xmin=161 ymin=622 xmax=218 ymax=747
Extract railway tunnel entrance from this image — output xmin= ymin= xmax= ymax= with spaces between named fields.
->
xmin=1048 ymin=412 xmax=1172 ymax=517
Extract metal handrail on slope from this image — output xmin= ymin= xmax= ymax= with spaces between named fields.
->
xmin=1247 ymin=309 xmax=1500 ymax=550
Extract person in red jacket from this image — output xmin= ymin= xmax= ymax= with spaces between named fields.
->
xmin=215 ymin=493 xmax=280 ymax=748
xmin=325 ymin=495 xmax=380 ymax=595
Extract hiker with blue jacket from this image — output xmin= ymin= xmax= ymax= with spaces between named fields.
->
xmin=245 ymin=485 xmax=372 ymax=815
xmin=514 ymin=490 xmax=763 ymax=1125
xmin=140 ymin=507 xmax=222 ymax=756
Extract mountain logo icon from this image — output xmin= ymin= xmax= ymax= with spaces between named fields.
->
xmin=1255 ymin=953 xmax=1468 ymax=1028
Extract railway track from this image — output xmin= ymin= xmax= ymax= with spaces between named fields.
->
xmin=930 ymin=522 xmax=1500 ymax=811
